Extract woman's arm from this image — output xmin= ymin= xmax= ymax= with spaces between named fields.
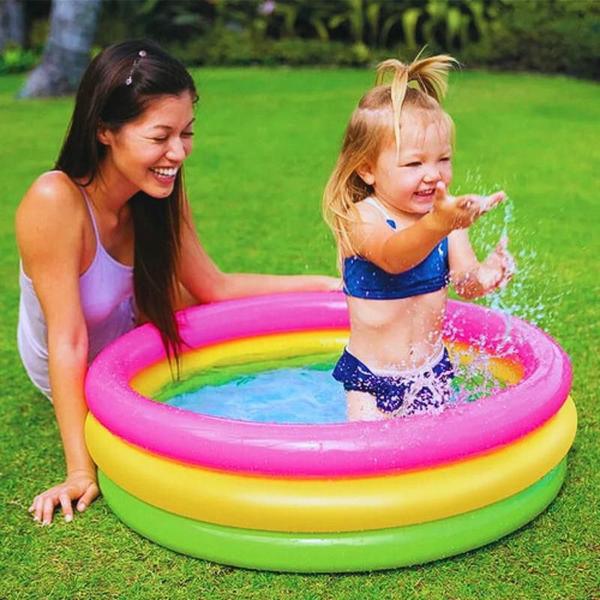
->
xmin=208 ymin=272 xmax=340 ymax=300
xmin=178 ymin=202 xmax=339 ymax=303
xmin=448 ymin=229 xmax=515 ymax=299
xmin=16 ymin=175 xmax=99 ymax=524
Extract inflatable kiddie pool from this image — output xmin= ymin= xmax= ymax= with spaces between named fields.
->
xmin=84 ymin=292 xmax=575 ymax=572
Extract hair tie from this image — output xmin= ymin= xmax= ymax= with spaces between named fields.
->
xmin=125 ymin=50 xmax=147 ymax=86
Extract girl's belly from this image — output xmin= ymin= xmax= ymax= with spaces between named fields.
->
xmin=346 ymin=289 xmax=447 ymax=370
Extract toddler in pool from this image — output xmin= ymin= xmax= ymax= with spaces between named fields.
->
xmin=323 ymin=54 xmax=514 ymax=421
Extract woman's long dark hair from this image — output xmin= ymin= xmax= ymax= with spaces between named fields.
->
xmin=56 ymin=39 xmax=198 ymax=365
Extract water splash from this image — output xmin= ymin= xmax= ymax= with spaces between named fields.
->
xmin=467 ymin=183 xmax=569 ymax=337
xmin=448 ymin=174 xmax=569 ymax=398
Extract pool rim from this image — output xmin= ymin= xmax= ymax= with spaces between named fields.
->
xmin=85 ymin=292 xmax=573 ymax=476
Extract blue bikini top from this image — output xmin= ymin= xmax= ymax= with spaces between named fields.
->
xmin=343 ymin=197 xmax=449 ymax=300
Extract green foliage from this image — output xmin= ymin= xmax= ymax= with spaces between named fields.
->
xmin=95 ymin=0 xmax=214 ymax=47
xmin=7 ymin=0 xmax=598 ymax=78
xmin=167 ymin=29 xmax=375 ymax=67
xmin=89 ymin=0 xmax=600 ymax=78
xmin=94 ymin=0 xmax=495 ymax=51
xmin=0 ymin=45 xmax=40 ymax=75
xmin=400 ymin=0 xmax=489 ymax=51
xmin=460 ymin=0 xmax=600 ymax=80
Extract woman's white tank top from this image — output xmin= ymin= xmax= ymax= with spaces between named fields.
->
xmin=17 ymin=186 xmax=135 ymax=397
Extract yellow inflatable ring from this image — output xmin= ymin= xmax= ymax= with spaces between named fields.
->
xmin=86 ymin=398 xmax=576 ymax=533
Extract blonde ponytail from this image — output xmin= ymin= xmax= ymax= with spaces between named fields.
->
xmin=375 ymin=53 xmax=458 ymax=159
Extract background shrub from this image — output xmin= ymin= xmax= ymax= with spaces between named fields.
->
xmin=5 ymin=0 xmax=600 ymax=79
xmin=459 ymin=0 xmax=600 ymax=79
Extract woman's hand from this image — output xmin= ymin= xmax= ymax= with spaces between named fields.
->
xmin=28 ymin=469 xmax=99 ymax=525
xmin=477 ymin=237 xmax=516 ymax=294
xmin=431 ymin=182 xmax=506 ymax=232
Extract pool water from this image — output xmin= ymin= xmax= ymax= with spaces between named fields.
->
xmin=157 ymin=351 xmax=507 ymax=424
xmin=168 ymin=365 xmax=346 ymax=424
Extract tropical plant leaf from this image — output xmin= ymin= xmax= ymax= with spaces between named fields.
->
xmin=402 ymin=7 xmax=422 ymax=49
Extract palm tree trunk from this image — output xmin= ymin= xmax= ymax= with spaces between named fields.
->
xmin=0 ymin=0 xmax=25 ymax=51
xmin=19 ymin=0 xmax=102 ymax=98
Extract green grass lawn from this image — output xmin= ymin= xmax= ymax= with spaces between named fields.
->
xmin=0 ymin=67 xmax=598 ymax=600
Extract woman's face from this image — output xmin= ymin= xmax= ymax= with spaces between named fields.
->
xmin=98 ymin=91 xmax=195 ymax=198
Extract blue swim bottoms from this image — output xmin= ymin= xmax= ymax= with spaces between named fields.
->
xmin=332 ymin=346 xmax=455 ymax=416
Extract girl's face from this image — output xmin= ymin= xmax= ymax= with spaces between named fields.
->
xmin=361 ymin=110 xmax=453 ymax=216
xmin=98 ymin=91 xmax=195 ymax=199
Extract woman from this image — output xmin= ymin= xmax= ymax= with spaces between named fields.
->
xmin=16 ymin=40 xmax=337 ymax=525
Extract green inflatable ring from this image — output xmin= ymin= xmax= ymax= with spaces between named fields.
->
xmin=98 ymin=460 xmax=566 ymax=572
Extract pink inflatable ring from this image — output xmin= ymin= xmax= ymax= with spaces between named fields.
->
xmin=85 ymin=292 xmax=572 ymax=477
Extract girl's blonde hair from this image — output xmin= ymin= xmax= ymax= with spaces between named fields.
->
xmin=323 ymin=53 xmax=458 ymax=258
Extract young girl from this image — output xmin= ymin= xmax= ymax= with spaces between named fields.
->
xmin=323 ymin=55 xmax=514 ymax=421
xmin=16 ymin=39 xmax=337 ymax=525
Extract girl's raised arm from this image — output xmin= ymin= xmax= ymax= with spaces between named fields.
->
xmin=350 ymin=183 xmax=487 ymax=275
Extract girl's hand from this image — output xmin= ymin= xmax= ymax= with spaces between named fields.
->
xmin=28 ymin=469 xmax=99 ymax=525
xmin=431 ymin=182 xmax=506 ymax=232
xmin=477 ymin=237 xmax=516 ymax=293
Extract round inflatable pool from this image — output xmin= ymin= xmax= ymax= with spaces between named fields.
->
xmin=84 ymin=292 xmax=575 ymax=572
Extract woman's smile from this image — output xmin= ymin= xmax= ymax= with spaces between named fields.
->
xmin=149 ymin=166 xmax=179 ymax=185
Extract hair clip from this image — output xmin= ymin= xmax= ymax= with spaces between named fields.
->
xmin=125 ymin=50 xmax=147 ymax=86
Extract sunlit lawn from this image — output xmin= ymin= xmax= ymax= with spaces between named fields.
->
xmin=0 ymin=67 xmax=598 ymax=599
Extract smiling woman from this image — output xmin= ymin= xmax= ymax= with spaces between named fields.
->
xmin=98 ymin=94 xmax=195 ymax=197
xmin=14 ymin=39 xmax=338 ymax=527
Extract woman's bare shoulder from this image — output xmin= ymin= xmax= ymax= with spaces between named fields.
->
xmin=16 ymin=171 xmax=86 ymax=251
xmin=16 ymin=171 xmax=86 ymax=226
xmin=19 ymin=171 xmax=83 ymax=213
